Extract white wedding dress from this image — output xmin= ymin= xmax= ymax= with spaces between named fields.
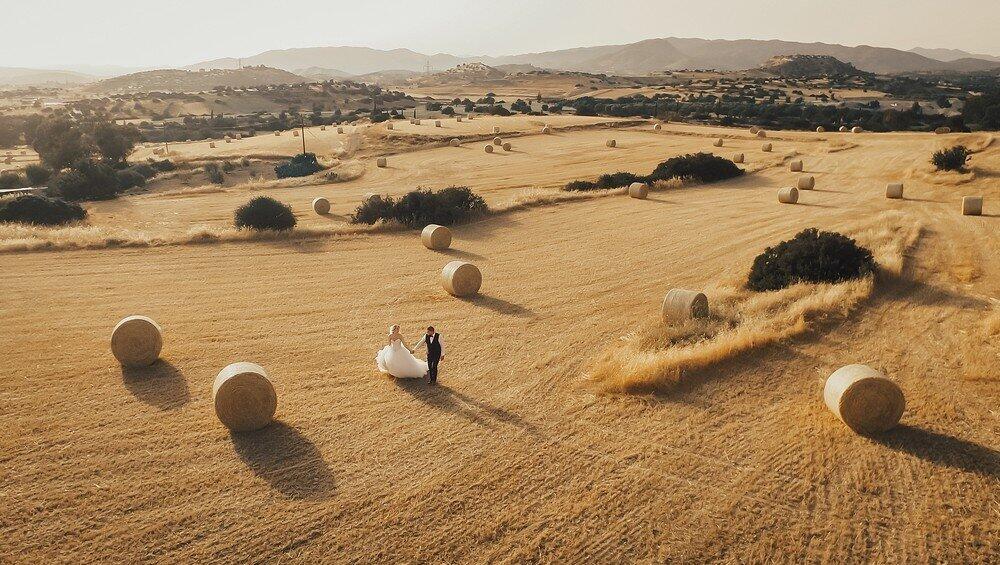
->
xmin=376 ymin=338 xmax=429 ymax=379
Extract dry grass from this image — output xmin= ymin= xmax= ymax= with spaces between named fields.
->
xmin=586 ymin=211 xmax=923 ymax=394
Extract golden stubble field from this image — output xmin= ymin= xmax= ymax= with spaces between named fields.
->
xmin=1 ymin=117 xmax=998 ymax=563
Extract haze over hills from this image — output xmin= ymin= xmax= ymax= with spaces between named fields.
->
xmin=909 ymin=47 xmax=1000 ymax=63
xmin=186 ymin=37 xmax=1000 ymax=77
xmin=0 ymin=67 xmax=97 ymax=87
xmin=86 ymin=66 xmax=308 ymax=94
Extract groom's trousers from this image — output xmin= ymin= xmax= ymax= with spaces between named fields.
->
xmin=427 ymin=357 xmax=440 ymax=383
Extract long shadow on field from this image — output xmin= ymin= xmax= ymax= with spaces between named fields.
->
xmin=873 ymin=425 xmax=999 ymax=478
xmin=393 ymin=380 xmax=541 ymax=437
xmin=231 ymin=422 xmax=335 ymax=500
xmin=439 ymin=248 xmax=486 ymax=261
xmin=459 ymin=294 xmax=536 ymax=318
xmin=122 ymin=360 xmax=190 ymax=410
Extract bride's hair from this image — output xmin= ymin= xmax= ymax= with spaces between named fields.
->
xmin=388 ymin=324 xmax=399 ymax=334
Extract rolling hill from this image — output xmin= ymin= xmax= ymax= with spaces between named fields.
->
xmin=87 ymin=66 xmax=309 ymax=93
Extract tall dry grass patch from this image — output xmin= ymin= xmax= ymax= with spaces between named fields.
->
xmin=585 ymin=211 xmax=923 ymax=394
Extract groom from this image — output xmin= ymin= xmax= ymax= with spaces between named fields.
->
xmin=413 ymin=326 xmax=444 ymax=384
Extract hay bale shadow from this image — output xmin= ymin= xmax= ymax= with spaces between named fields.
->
xmin=231 ymin=421 xmax=335 ymax=500
xmin=873 ymin=425 xmax=999 ymax=478
xmin=459 ymin=294 xmax=536 ymax=318
xmin=121 ymin=360 xmax=190 ymax=410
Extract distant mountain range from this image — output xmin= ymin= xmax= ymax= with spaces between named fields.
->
xmin=184 ymin=37 xmax=1000 ymax=76
xmin=0 ymin=67 xmax=97 ymax=87
xmin=909 ymin=47 xmax=1000 ymax=63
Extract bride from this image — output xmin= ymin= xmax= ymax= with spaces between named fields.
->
xmin=376 ymin=325 xmax=429 ymax=379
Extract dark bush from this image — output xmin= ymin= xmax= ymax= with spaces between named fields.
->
xmin=47 ymin=159 xmax=121 ymax=201
xmin=932 ymin=145 xmax=971 ymax=172
xmin=222 ymin=160 xmax=236 ymax=173
xmin=648 ymin=153 xmax=745 ymax=183
xmin=124 ymin=163 xmax=157 ymax=179
xmin=747 ymin=228 xmax=877 ymax=292
xmin=350 ymin=186 xmax=488 ymax=228
xmin=25 ymin=164 xmax=52 ymax=186
xmin=116 ymin=169 xmax=147 ymax=190
xmin=204 ymin=163 xmax=225 ymax=184
xmin=0 ymin=172 xmax=25 ymax=190
xmin=275 ymin=152 xmax=323 ymax=178
xmin=148 ymin=159 xmax=176 ymax=172
xmin=234 ymin=196 xmax=297 ymax=231
xmin=0 ymin=194 xmax=87 ymax=225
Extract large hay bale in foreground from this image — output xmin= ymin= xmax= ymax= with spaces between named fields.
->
xmin=606 ymin=139 xmax=617 ymax=148
xmin=376 ymin=157 xmax=387 ymax=168
xmin=312 ymin=197 xmax=331 ymax=215
xmin=628 ymin=182 xmax=648 ymax=199
xmin=886 ymin=183 xmax=904 ymax=199
xmin=935 ymin=126 xmax=951 ymax=135
xmin=789 ymin=160 xmax=803 ymax=172
xmin=421 ymin=224 xmax=452 ymax=250
xmin=851 ymin=126 xmax=863 ymax=134
xmin=213 ymin=362 xmax=277 ymax=433
xmin=493 ymin=136 xmax=503 ymax=146
xmin=450 ymin=138 xmax=461 ymax=147
xmin=797 ymin=176 xmax=815 ymax=190
xmin=441 ymin=261 xmax=482 ymax=297
xmin=502 ymin=142 xmax=512 ymax=151
xmin=824 ymin=364 xmax=904 ymax=435
xmin=732 ymin=153 xmax=745 ymax=164
xmin=778 ymin=186 xmax=799 ymax=204
xmin=111 ymin=316 xmax=163 ymax=367
xmin=962 ymin=196 xmax=983 ymax=216
xmin=484 ymin=144 xmax=494 ymax=153
xmin=661 ymin=289 xmax=709 ymax=323
xmin=762 ymin=143 xmax=772 ymax=152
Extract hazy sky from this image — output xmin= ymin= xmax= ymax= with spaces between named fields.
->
xmin=3 ymin=0 xmax=999 ymax=69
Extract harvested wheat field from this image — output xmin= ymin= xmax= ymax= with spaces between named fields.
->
xmin=1 ymin=119 xmax=998 ymax=563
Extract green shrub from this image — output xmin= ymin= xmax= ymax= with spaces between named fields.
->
xmin=932 ymin=145 xmax=970 ymax=171
xmin=234 ymin=196 xmax=297 ymax=231
xmin=747 ymin=228 xmax=876 ymax=292
xmin=25 ymin=165 xmax=52 ymax=186
xmin=124 ymin=163 xmax=157 ymax=179
xmin=351 ymin=187 xmax=488 ymax=228
xmin=0 ymin=194 xmax=87 ymax=225
xmin=0 ymin=172 xmax=25 ymax=190
xmin=275 ymin=152 xmax=323 ymax=178
xmin=222 ymin=160 xmax=236 ymax=173
xmin=204 ymin=163 xmax=225 ymax=184
xmin=47 ymin=159 xmax=120 ymax=201
xmin=565 ymin=171 xmax=644 ymax=191
xmin=148 ymin=159 xmax=176 ymax=172
xmin=116 ymin=169 xmax=147 ymax=190
xmin=648 ymin=153 xmax=745 ymax=183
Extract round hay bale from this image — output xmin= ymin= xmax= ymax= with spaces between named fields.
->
xmin=778 ymin=186 xmax=799 ymax=204
xmin=213 ymin=362 xmax=277 ymax=433
xmin=732 ymin=153 xmax=745 ymax=164
xmin=493 ymin=126 xmax=501 ymax=134
xmin=885 ymin=182 xmax=904 ymax=199
xmin=934 ymin=126 xmax=951 ymax=135
xmin=824 ymin=364 xmax=904 ymax=435
xmin=653 ymin=123 xmax=662 ymax=131
xmin=386 ymin=122 xmax=394 ymax=130
xmin=376 ymin=157 xmax=387 ymax=168
xmin=628 ymin=182 xmax=648 ymax=199
xmin=713 ymin=138 xmax=724 ymax=147
xmin=337 ymin=126 xmax=344 ymax=133
xmin=797 ymin=176 xmax=815 ymax=190
xmin=450 ymin=138 xmax=461 ymax=147
xmin=851 ymin=126 xmax=863 ymax=134
xmin=441 ymin=261 xmax=482 ymax=297
xmin=839 ymin=126 xmax=848 ymax=132
xmin=235 ymin=134 xmax=242 ymax=140
xmin=502 ymin=142 xmax=512 ymax=151
xmin=414 ymin=119 xmax=421 ymax=125
xmin=661 ymin=289 xmax=709 ymax=323
xmin=111 ymin=316 xmax=163 ymax=367
xmin=749 ymin=126 xmax=760 ymax=135
xmin=293 ymin=130 xmax=300 ymax=137
xmin=320 ymin=125 xmax=327 ymax=131
xmin=274 ymin=131 xmax=281 ymax=136
xmin=467 ymin=115 xmax=474 ymax=120
xmin=435 ymin=120 xmax=442 ymax=127
xmin=789 ymin=160 xmax=803 ymax=172
xmin=312 ymin=197 xmax=331 ymax=215
xmin=224 ymin=135 xmax=231 ymax=141
xmin=493 ymin=136 xmax=503 ymax=146
xmin=962 ymin=196 xmax=983 ymax=216
xmin=456 ymin=116 xmax=463 ymax=123
xmin=816 ymin=126 xmax=826 ymax=133
xmin=762 ymin=143 xmax=773 ymax=152
xmin=209 ymin=142 xmax=216 ymax=148
xmin=225 ymin=138 xmax=232 ymax=144
xmin=542 ymin=126 xmax=552 ymax=134
xmin=757 ymin=130 xmax=767 ymax=138
xmin=606 ymin=139 xmax=617 ymax=148
xmin=484 ymin=144 xmax=494 ymax=153
xmin=421 ymin=224 xmax=452 ymax=250
xmin=409 ymin=119 xmax=416 ymax=125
